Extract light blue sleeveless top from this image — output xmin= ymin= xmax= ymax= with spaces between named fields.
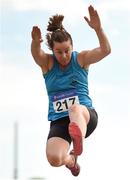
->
xmin=43 ymin=51 xmax=94 ymax=121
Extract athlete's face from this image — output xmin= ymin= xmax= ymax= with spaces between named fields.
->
xmin=53 ymin=40 xmax=73 ymax=67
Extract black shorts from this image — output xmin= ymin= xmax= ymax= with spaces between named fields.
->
xmin=47 ymin=108 xmax=98 ymax=144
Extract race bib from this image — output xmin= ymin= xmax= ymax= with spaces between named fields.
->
xmin=52 ymin=89 xmax=79 ymax=113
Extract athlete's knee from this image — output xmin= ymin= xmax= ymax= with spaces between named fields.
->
xmin=46 ymin=153 xmax=62 ymax=167
xmin=69 ymin=104 xmax=90 ymax=124
xmin=69 ymin=104 xmax=80 ymax=114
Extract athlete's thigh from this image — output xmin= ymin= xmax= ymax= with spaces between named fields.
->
xmin=46 ymin=137 xmax=70 ymax=157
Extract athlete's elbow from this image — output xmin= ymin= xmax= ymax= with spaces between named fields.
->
xmin=107 ymin=46 xmax=111 ymax=55
xmin=103 ymin=46 xmax=111 ymax=57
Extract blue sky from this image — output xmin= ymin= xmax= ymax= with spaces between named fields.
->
xmin=0 ymin=0 xmax=130 ymax=179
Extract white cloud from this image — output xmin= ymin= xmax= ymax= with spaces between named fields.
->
xmin=10 ymin=0 xmax=88 ymax=17
xmin=0 ymin=62 xmax=48 ymax=113
xmin=0 ymin=0 xmax=90 ymax=29
xmin=2 ymin=0 xmax=130 ymax=32
xmin=2 ymin=0 xmax=130 ymax=13
xmin=97 ymin=0 xmax=130 ymax=11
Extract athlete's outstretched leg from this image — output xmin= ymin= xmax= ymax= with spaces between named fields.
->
xmin=46 ymin=137 xmax=80 ymax=176
xmin=68 ymin=104 xmax=90 ymax=155
xmin=46 ymin=137 xmax=70 ymax=167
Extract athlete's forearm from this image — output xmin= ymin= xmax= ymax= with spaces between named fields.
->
xmin=31 ymin=40 xmax=46 ymax=66
xmin=31 ymin=40 xmax=42 ymax=58
xmin=95 ymin=27 xmax=111 ymax=55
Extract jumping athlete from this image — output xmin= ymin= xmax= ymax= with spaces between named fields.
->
xmin=31 ymin=5 xmax=111 ymax=176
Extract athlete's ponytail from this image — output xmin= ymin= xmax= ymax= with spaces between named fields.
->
xmin=46 ymin=14 xmax=73 ymax=50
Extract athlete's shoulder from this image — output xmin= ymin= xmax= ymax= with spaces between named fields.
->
xmin=72 ymin=51 xmax=86 ymax=68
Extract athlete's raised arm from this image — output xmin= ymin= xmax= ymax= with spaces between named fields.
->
xmin=78 ymin=5 xmax=111 ymax=67
xmin=31 ymin=26 xmax=50 ymax=72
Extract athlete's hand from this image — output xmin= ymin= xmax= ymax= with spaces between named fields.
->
xmin=31 ymin=26 xmax=43 ymax=43
xmin=84 ymin=5 xmax=101 ymax=31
